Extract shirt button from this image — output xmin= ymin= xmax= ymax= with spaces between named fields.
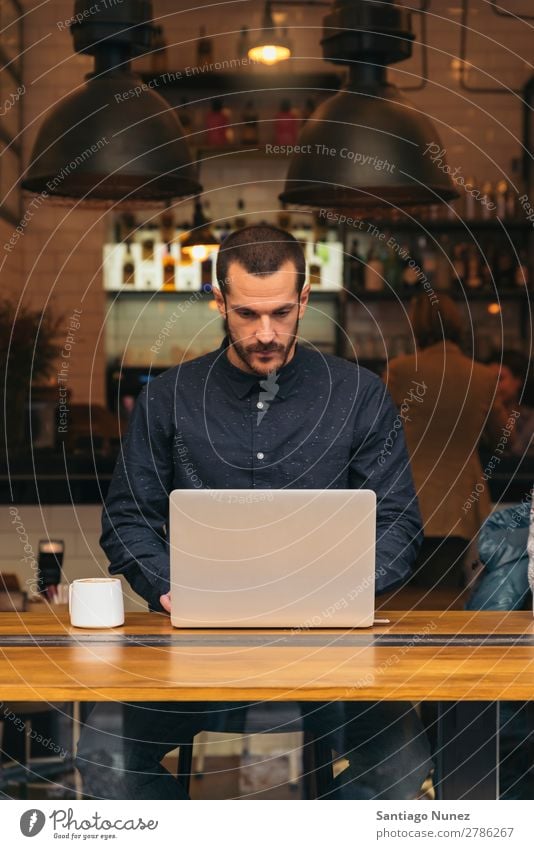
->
xmin=257 ymin=401 xmax=264 ymax=409
xmin=256 ymin=452 xmax=265 ymax=460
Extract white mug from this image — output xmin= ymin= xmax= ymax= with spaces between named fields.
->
xmin=69 ymin=578 xmax=124 ymax=628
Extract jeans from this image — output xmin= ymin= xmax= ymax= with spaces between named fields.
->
xmin=75 ymin=700 xmax=432 ymax=800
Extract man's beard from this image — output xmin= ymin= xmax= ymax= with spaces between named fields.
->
xmin=224 ymin=315 xmax=300 ymax=377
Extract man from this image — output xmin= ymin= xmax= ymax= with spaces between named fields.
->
xmin=75 ymin=225 xmax=430 ymax=799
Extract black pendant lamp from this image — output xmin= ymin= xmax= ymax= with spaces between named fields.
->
xmin=180 ymin=199 xmax=219 ymax=262
xmin=22 ymin=0 xmax=201 ymax=205
xmin=280 ymin=0 xmax=458 ymax=211
xmin=248 ymin=1 xmax=291 ymax=66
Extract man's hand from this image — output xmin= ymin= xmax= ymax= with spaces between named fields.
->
xmin=159 ymin=592 xmax=171 ymax=614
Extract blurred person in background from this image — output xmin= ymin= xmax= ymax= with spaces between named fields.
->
xmin=487 ymin=349 xmax=534 ymax=457
xmin=385 ymin=293 xmax=509 ymax=591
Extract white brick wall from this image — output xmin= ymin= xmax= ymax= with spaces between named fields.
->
xmin=20 ymin=0 xmax=107 ymax=406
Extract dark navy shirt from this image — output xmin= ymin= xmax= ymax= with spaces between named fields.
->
xmin=101 ymin=337 xmax=423 ymax=611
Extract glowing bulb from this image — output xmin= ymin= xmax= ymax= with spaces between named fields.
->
xmin=487 ymin=302 xmax=501 ymax=315
xmin=248 ymin=44 xmax=291 ymax=66
xmin=261 ymin=45 xmax=277 ymax=64
xmin=190 ymin=244 xmax=209 ymax=262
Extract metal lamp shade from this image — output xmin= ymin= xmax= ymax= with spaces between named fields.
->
xmin=22 ymin=72 xmax=201 ymax=204
xmin=180 ymin=226 xmax=219 ymax=262
xmin=280 ymin=82 xmax=458 ymax=211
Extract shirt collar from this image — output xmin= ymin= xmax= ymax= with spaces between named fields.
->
xmin=213 ymin=336 xmax=304 ymax=400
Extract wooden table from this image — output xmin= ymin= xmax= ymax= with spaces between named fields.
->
xmin=1 ymin=609 xmax=534 ymax=799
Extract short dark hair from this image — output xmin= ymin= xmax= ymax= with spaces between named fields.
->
xmin=216 ymin=225 xmax=306 ymax=295
xmin=410 ymin=292 xmax=464 ymax=349
xmin=488 ymin=348 xmax=534 ymax=405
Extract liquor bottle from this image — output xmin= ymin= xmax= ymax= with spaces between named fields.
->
xmin=218 ymin=220 xmax=232 ymax=242
xmin=481 ymin=242 xmax=495 ymax=291
xmin=495 ymin=180 xmax=508 ymax=219
xmin=308 ymin=259 xmax=322 ymax=287
xmin=505 ymin=184 xmax=518 ymax=218
xmin=137 ymin=223 xmax=160 ymax=290
xmin=496 ymin=245 xmax=515 ymax=290
xmin=277 ymin=206 xmax=291 ymax=230
xmin=308 ymin=215 xmax=326 ymax=287
xmin=450 ymin=191 xmax=465 ymax=221
xmin=141 ymin=231 xmax=156 ymax=262
xmin=348 ymin=239 xmax=364 ymax=294
xmin=312 ymin=212 xmax=328 ymax=245
xmin=299 ymin=225 xmax=313 ymax=276
xmin=434 ymin=235 xmax=451 ymax=291
xmin=464 ymin=176 xmax=478 ymax=219
xmin=399 ymin=239 xmax=421 ymax=292
xmin=401 ymin=253 xmax=420 ymax=291
xmin=235 ymin=198 xmax=246 ymax=230
xmin=201 ymin=255 xmax=214 ymax=291
xmin=121 ymin=212 xmax=136 ymax=240
xmin=383 ymin=232 xmax=402 ymax=291
xmin=496 ymin=180 xmax=517 ymax=219
xmin=236 ymin=26 xmax=249 ymax=60
xmin=451 ymin=243 xmax=466 ymax=290
xmin=160 ymin=211 xmax=176 ymax=291
xmin=274 ymin=99 xmax=300 ymax=146
xmin=206 ymin=98 xmax=232 ymax=146
xmin=514 ymin=249 xmax=529 ymax=289
xmin=150 ymin=25 xmax=168 ymax=73
xmin=122 ymin=241 xmax=136 ymax=286
xmin=480 ymin=181 xmax=494 ymax=221
xmin=196 ymin=26 xmax=213 ymax=67
xmin=364 ymin=244 xmax=385 ymax=292
xmin=419 ymin=235 xmax=437 ymax=281
xmin=291 ymin=219 xmax=309 ymax=244
xmin=120 ymin=213 xmax=137 ymax=287
xmin=445 ymin=196 xmax=458 ymax=221
xmin=162 ymin=250 xmax=175 ymax=289
xmin=240 ymin=100 xmax=259 ymax=145
xmin=465 ymin=247 xmax=483 ymax=289
xmin=178 ymin=97 xmax=193 ymax=132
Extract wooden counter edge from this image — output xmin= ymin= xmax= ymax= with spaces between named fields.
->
xmin=1 ymin=685 xmax=533 ymax=702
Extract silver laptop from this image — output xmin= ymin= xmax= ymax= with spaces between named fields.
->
xmin=169 ymin=488 xmax=376 ymax=628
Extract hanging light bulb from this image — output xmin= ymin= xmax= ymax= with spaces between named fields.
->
xmin=180 ymin=199 xmax=219 ymax=262
xmin=189 ymin=243 xmax=211 ymax=262
xmin=248 ymin=1 xmax=291 ymax=66
xmin=249 ymin=42 xmax=291 ymax=65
